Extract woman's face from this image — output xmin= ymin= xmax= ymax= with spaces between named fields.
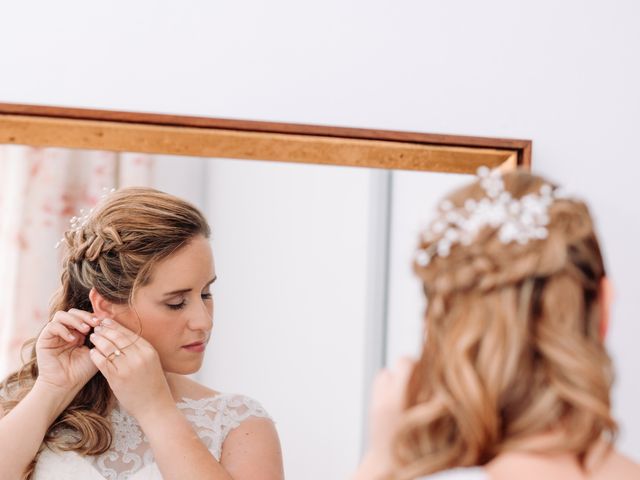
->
xmin=112 ymin=235 xmax=216 ymax=374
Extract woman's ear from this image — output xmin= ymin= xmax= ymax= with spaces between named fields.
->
xmin=89 ymin=287 xmax=116 ymax=319
xmin=598 ymin=277 xmax=613 ymax=341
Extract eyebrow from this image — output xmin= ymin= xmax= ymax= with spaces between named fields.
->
xmin=162 ymin=276 xmax=217 ymax=297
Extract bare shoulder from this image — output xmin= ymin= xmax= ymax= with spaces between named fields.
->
xmin=220 ymin=416 xmax=284 ymax=480
xmin=166 ymin=373 xmax=219 ymax=401
xmin=485 ymin=449 xmax=640 ymax=480
xmin=167 ymin=375 xmax=282 ymax=478
xmin=594 ymin=451 xmax=640 ymax=479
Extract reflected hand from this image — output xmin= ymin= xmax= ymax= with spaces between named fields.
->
xmin=88 ymin=318 xmax=173 ymax=419
xmin=35 ymin=309 xmax=100 ymax=394
xmin=357 ymin=356 xmax=416 ymax=479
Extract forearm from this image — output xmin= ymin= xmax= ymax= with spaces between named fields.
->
xmin=0 ymin=382 xmax=76 ymax=480
xmin=137 ymin=404 xmax=233 ymax=480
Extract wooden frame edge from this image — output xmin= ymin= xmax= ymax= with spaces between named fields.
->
xmin=0 ymin=103 xmax=531 ymax=173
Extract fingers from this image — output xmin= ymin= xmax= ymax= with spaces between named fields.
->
xmin=46 ymin=320 xmax=79 ymax=344
xmin=89 ymin=346 xmax=115 ymax=373
xmin=372 ymin=356 xmax=417 ymax=395
xmin=51 ymin=310 xmax=94 ymax=336
xmin=89 ymin=329 xmax=124 ymax=360
xmin=67 ymin=309 xmax=101 ymax=328
xmin=377 ymin=357 xmax=415 ymax=379
xmin=89 ymin=317 xmax=144 ymax=359
xmin=392 ymin=356 xmax=416 ymax=381
xmin=88 ymin=318 xmax=143 ymax=376
xmin=43 ymin=310 xmax=93 ymax=346
xmin=95 ymin=318 xmax=141 ymax=346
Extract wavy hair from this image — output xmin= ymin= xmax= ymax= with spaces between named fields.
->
xmin=392 ymin=170 xmax=616 ymax=479
xmin=1 ymin=187 xmax=210 ymax=479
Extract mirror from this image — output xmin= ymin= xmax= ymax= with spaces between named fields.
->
xmin=0 ymin=103 xmax=531 ymax=479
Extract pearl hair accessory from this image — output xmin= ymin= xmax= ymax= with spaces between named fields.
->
xmin=54 ymin=187 xmax=117 ymax=249
xmin=415 ymin=167 xmax=570 ymax=267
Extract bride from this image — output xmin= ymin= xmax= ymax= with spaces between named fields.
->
xmin=353 ymin=169 xmax=640 ymax=480
xmin=0 ymin=187 xmax=284 ymax=480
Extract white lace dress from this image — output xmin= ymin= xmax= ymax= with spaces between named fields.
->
xmin=32 ymin=393 xmax=271 ymax=480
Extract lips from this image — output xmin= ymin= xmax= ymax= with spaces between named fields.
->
xmin=182 ymin=341 xmax=205 ymax=348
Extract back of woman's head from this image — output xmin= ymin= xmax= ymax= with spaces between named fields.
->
xmin=393 ymin=169 xmax=616 ymax=479
xmin=1 ymin=187 xmax=210 ymax=479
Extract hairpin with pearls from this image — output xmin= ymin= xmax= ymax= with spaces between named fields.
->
xmin=54 ymin=187 xmax=116 ymax=249
xmin=415 ymin=167 xmax=571 ymax=267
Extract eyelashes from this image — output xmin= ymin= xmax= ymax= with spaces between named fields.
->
xmin=167 ymin=293 xmax=213 ymax=311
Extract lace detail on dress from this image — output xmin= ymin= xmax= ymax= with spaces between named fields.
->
xmin=176 ymin=394 xmax=272 ymax=460
xmin=81 ymin=393 xmax=271 ymax=480
xmin=89 ymin=405 xmax=147 ymax=480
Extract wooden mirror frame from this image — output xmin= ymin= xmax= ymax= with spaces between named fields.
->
xmin=0 ymin=103 xmax=531 ymax=173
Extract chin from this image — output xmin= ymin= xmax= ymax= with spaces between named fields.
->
xmin=162 ymin=359 xmax=204 ymax=375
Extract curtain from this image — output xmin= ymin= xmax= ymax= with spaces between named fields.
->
xmin=0 ymin=146 xmax=154 ymax=377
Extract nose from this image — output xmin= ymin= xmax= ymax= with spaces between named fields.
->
xmin=189 ymin=298 xmax=213 ymax=332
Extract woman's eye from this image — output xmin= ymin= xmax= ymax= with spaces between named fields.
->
xmin=167 ymin=301 xmax=186 ymax=310
xmin=167 ymin=294 xmax=210 ymax=310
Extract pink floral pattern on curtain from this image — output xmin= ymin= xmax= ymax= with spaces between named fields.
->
xmin=0 ymin=146 xmax=154 ymax=377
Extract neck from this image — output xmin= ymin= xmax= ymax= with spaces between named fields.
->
xmin=489 ymin=429 xmax=611 ymax=470
xmin=164 ymin=372 xmax=183 ymax=402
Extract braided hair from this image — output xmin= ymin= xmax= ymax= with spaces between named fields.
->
xmin=391 ymin=170 xmax=616 ymax=479
xmin=1 ymin=187 xmax=210 ymax=479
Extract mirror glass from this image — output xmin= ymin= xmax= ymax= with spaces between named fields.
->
xmin=0 ymin=144 xmax=473 ymax=479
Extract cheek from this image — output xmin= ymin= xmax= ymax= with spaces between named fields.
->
xmin=142 ymin=312 xmax=188 ymax=352
xmin=117 ymin=306 xmax=180 ymax=349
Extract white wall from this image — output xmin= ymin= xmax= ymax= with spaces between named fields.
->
xmin=201 ymin=158 xmax=374 ymax=478
xmin=1 ymin=0 xmax=638 ymax=463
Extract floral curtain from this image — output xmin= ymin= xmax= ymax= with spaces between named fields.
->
xmin=0 ymin=146 xmax=154 ymax=377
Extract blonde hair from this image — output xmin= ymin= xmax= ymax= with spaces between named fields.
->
xmin=1 ymin=187 xmax=210 ymax=479
xmin=393 ymin=170 xmax=616 ymax=479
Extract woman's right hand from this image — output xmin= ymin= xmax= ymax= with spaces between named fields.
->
xmin=34 ymin=309 xmax=100 ymax=394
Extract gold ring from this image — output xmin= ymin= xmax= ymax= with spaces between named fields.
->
xmin=107 ymin=349 xmax=122 ymax=361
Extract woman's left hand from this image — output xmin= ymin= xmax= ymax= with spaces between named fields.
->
xmin=354 ymin=356 xmax=416 ymax=480
xmin=89 ymin=318 xmax=173 ymax=420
